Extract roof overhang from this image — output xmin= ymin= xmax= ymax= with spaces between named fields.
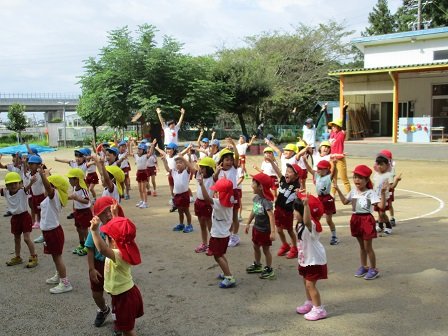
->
xmin=329 ymin=62 xmax=448 ymax=76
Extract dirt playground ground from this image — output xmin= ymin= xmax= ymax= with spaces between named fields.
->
xmin=0 ymin=146 xmax=447 ymax=336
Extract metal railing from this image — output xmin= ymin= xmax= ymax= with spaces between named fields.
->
xmin=0 ymin=93 xmax=79 ymax=100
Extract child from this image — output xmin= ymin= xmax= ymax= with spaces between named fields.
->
xmin=84 ymin=196 xmax=125 ymax=328
xmin=302 ymin=118 xmax=316 ymax=149
xmin=92 ymin=155 xmax=125 ymax=203
xmin=236 ymin=134 xmax=256 ymax=177
xmin=155 ymin=142 xmax=178 ymax=212
xmin=236 ymin=159 xmax=245 ymax=222
xmin=134 ymin=141 xmax=156 ymax=209
xmin=253 ymin=147 xmax=279 ymax=200
xmin=295 ymin=140 xmax=310 ymax=191
xmin=209 ymin=137 xmax=221 ymax=164
xmin=328 ymin=114 xmax=351 ymax=194
xmin=303 ymin=158 xmax=339 ymax=245
xmin=145 ymin=149 xmax=158 ymax=197
xmin=83 ymin=148 xmax=99 ymax=203
xmin=157 ymin=106 xmax=186 ymax=146
xmin=198 ymin=176 xmax=236 ymax=288
xmin=197 ymin=130 xmax=210 ymax=159
xmin=244 ymin=173 xmax=276 ymax=279
xmin=1 ymin=172 xmax=38 ymax=268
xmin=334 ymin=165 xmax=387 ymax=280
xmin=294 ymin=193 xmax=327 ymax=321
xmin=67 ymin=168 xmax=93 ymax=256
xmin=90 ymin=212 xmax=143 ymax=335
xmin=118 ymin=141 xmax=131 ymax=200
xmin=267 ymin=156 xmax=301 ymax=259
xmin=39 ymin=170 xmax=73 ymax=293
xmin=162 ymin=155 xmax=195 ymax=233
xmin=194 ymin=157 xmax=216 ymax=253
xmin=26 ymin=155 xmax=47 ymax=243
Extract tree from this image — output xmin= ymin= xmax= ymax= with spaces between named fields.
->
xmin=396 ymin=0 xmax=448 ymax=31
xmin=7 ymin=103 xmax=27 ymax=143
xmin=363 ymin=0 xmax=396 ymax=36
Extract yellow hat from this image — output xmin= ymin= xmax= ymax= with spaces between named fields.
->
xmin=296 ymin=141 xmax=307 ymax=149
xmin=219 ymin=148 xmax=234 ymax=159
xmin=284 ymin=144 xmax=298 ymax=153
xmin=105 ymin=165 xmax=125 ymax=196
xmin=328 ymin=119 xmax=343 ymax=128
xmin=5 ymin=172 xmax=22 ymax=184
xmin=67 ymin=168 xmax=87 ymax=190
xmin=263 ymin=147 xmax=274 ymax=153
xmin=198 ymin=157 xmax=216 ymax=171
xmin=47 ymin=175 xmax=70 ymax=207
xmin=319 ymin=141 xmax=331 ymax=148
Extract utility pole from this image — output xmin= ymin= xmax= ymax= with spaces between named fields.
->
xmin=417 ymin=0 xmax=422 ymax=30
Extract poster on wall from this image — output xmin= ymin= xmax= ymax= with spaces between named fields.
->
xmin=398 ymin=117 xmax=431 ymax=143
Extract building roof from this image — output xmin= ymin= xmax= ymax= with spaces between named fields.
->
xmin=352 ymin=27 xmax=448 ymax=48
xmin=329 ymin=61 xmax=448 ymax=76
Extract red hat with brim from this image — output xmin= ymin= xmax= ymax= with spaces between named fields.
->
xmin=353 ymin=165 xmax=373 ymax=189
xmin=93 ymin=196 xmax=124 ymax=217
xmin=210 ymin=178 xmax=234 ymax=207
xmin=251 ymin=173 xmax=274 ymax=201
xmin=379 ymin=149 xmax=392 ymax=160
xmin=100 ymin=217 xmax=141 ymax=265
xmin=286 ymin=163 xmax=301 ymax=175
xmin=317 ymin=160 xmax=331 ymax=170
xmin=297 ymin=192 xmax=324 ymax=232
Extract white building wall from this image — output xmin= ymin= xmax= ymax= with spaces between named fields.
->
xmin=364 ymin=38 xmax=448 ymax=68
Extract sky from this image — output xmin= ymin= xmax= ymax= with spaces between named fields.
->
xmin=0 ymin=0 xmax=402 ymax=96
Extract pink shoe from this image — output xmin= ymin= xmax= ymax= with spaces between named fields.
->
xmin=296 ymin=300 xmax=313 ymax=314
xmin=286 ymin=246 xmax=298 ymax=259
xmin=194 ymin=243 xmax=208 ymax=253
xmin=32 ymin=222 xmax=40 ymax=229
xmin=152 ymin=190 xmax=157 ymax=197
xmin=304 ymin=306 xmax=327 ymax=321
xmin=277 ymin=243 xmax=290 ymax=256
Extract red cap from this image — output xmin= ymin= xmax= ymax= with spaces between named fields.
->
xmin=210 ymin=178 xmax=234 ymax=207
xmin=251 ymin=173 xmax=274 ymax=201
xmin=379 ymin=149 xmax=392 ymax=160
xmin=353 ymin=165 xmax=372 ymax=178
xmin=93 ymin=196 xmax=124 ymax=217
xmin=286 ymin=163 xmax=301 ymax=175
xmin=100 ymin=217 xmax=141 ymax=265
xmin=317 ymin=160 xmax=331 ymax=170
xmin=297 ymin=192 xmax=324 ymax=231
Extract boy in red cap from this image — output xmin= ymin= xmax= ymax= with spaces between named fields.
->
xmin=90 ymin=210 xmax=143 ymax=335
xmin=294 ymin=193 xmax=327 ymax=321
xmin=334 ymin=165 xmax=388 ymax=280
xmin=244 ymin=173 xmax=276 ymax=279
xmin=198 ymin=175 xmax=236 ymax=288
xmin=303 ymin=158 xmax=339 ymax=245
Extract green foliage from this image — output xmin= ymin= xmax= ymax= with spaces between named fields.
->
xmin=363 ymin=0 xmax=396 ymax=36
xmin=6 ymin=104 xmax=27 ymax=140
xmin=396 ymin=0 xmax=448 ymax=31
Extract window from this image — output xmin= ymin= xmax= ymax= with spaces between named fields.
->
xmin=433 ymin=50 xmax=448 ymax=61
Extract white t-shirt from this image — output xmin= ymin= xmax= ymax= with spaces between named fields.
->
xmin=199 ymin=147 xmax=209 ymax=159
xmin=163 ymin=124 xmax=180 ymax=145
xmin=134 ymin=154 xmax=149 ymax=170
xmin=40 ymin=190 xmax=62 ymax=231
xmin=212 ymin=152 xmax=220 ymax=164
xmin=166 ymin=156 xmax=176 ymax=170
xmin=196 ymin=175 xmax=214 ymax=200
xmin=236 ymin=167 xmax=244 ymax=190
xmin=29 ymin=172 xmax=45 ymax=196
xmin=281 ymin=155 xmax=298 ymax=175
xmin=210 ymin=199 xmax=232 ymax=238
xmin=373 ymin=172 xmax=393 ymax=200
xmin=302 ymin=125 xmax=316 ymax=147
xmin=297 ymin=220 xmax=326 ymax=267
xmin=102 ymin=184 xmax=120 ymax=203
xmin=346 ymin=189 xmax=380 ymax=214
xmin=73 ymin=188 xmax=91 ymax=209
xmin=119 ymin=152 xmax=129 ymax=169
xmin=297 ymin=156 xmax=307 ymax=170
xmin=3 ymin=188 xmax=28 ymax=215
xmin=147 ymin=155 xmax=157 ymax=168
xmin=86 ymin=162 xmax=97 ymax=174
xmin=312 ymin=152 xmax=331 ymax=171
xmin=261 ymin=160 xmax=278 ymax=177
xmin=69 ymin=161 xmax=88 ymax=173
xmin=236 ymin=143 xmax=248 ymax=156
xmin=218 ymin=166 xmax=238 ymax=190
xmin=172 ymin=169 xmax=190 ymax=194
xmin=7 ymin=164 xmax=25 ymax=179
xmin=315 ymin=173 xmax=332 ymax=196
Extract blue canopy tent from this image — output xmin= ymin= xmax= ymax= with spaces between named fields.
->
xmin=0 ymin=144 xmax=56 ymax=155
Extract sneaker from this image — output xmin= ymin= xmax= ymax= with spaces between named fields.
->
xmin=172 ymin=224 xmax=185 ymax=231
xmin=94 ymin=305 xmax=111 ymax=327
xmin=383 ymin=228 xmax=392 ymax=236
xmin=169 ymin=206 xmax=178 ymax=213
xmin=3 ymin=210 xmax=12 ymax=217
xmin=183 ymin=224 xmax=193 ymax=233
xmin=375 ymin=224 xmax=382 ymax=233
xmin=194 ymin=243 xmax=208 ymax=253
xmin=189 ymin=196 xmax=195 ymax=203
xmin=390 ymin=218 xmax=396 ymax=227
xmin=124 ymin=194 xmax=130 ymax=200
xmin=277 ymin=243 xmax=290 ymax=256
xmin=139 ymin=202 xmax=149 ymax=208
xmin=168 ymin=198 xmax=174 ymax=206
xmin=6 ymin=256 xmax=23 ymax=266
xmin=50 ymin=281 xmax=73 ymax=294
xmin=238 ymin=215 xmax=243 ymax=222
xmin=67 ymin=212 xmax=74 ymax=220
xmin=260 ymin=266 xmax=276 ymax=279
xmin=33 ymin=235 xmax=44 ymax=243
xmin=286 ymin=246 xmax=298 ymax=259
xmin=135 ymin=201 xmax=143 ymax=207
xmin=26 ymin=255 xmax=38 ymax=268
xmin=216 ymin=273 xmax=225 ymax=280
xmin=364 ymin=268 xmax=379 ymax=280
xmin=77 ymin=247 xmax=88 ymax=256
xmin=72 ymin=245 xmax=83 ymax=254
xmin=113 ymin=331 xmax=123 ymax=336
xmin=246 ymin=262 xmax=263 ymax=273
xmin=206 ymin=247 xmax=213 ymax=256
xmin=296 ymin=300 xmax=313 ymax=314
xmin=46 ymin=273 xmax=60 ymax=284
xmin=228 ymin=234 xmax=240 ymax=247
xmin=354 ymin=266 xmax=368 ymax=278
xmin=32 ymin=221 xmax=40 ymax=229
xmin=330 ymin=236 xmax=339 ymax=245
xmin=152 ymin=190 xmax=157 ymax=197
xmin=304 ymin=306 xmax=327 ymax=321
xmin=219 ymin=276 xmax=236 ymax=288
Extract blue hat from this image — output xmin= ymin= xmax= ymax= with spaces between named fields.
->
xmin=12 ymin=152 xmax=22 ymax=158
xmin=27 ymin=155 xmax=42 ymax=164
xmin=202 ymin=137 xmax=209 ymax=143
xmin=106 ymin=147 xmax=119 ymax=156
xmin=102 ymin=142 xmax=110 ymax=148
xmin=166 ymin=142 xmax=178 ymax=150
xmin=74 ymin=149 xmax=85 ymax=156
xmin=80 ymin=148 xmax=91 ymax=156
xmin=141 ymin=139 xmax=148 ymax=143
xmin=29 ymin=147 xmax=39 ymax=154
xmin=137 ymin=144 xmax=147 ymax=151
xmin=211 ymin=139 xmax=220 ymax=147
xmin=118 ymin=141 xmax=127 ymax=147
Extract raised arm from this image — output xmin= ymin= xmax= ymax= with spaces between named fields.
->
xmin=39 ymin=167 xmax=55 ymax=199
xmin=226 ymin=137 xmax=239 ymax=168
xmin=177 ymin=107 xmax=186 ymax=127
xmin=301 ymin=194 xmax=312 ymax=231
xmin=266 ymin=156 xmax=282 ymax=178
xmin=160 ymin=155 xmax=170 ymax=173
xmin=303 ymin=156 xmax=315 ymax=175
xmin=93 ymin=154 xmax=114 ymax=192
xmin=265 ymin=139 xmax=282 ymax=157
xmin=90 ymin=216 xmax=115 ymax=261
xmin=197 ymin=172 xmax=213 ymax=205
xmin=197 ymin=130 xmax=204 ymax=147
xmin=55 ymin=157 xmax=72 ymax=164
xmin=156 ymin=107 xmax=165 ymax=126
xmin=247 ymin=135 xmax=257 ymax=146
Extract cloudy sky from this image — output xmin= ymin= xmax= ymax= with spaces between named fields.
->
xmin=0 ymin=0 xmax=402 ymax=95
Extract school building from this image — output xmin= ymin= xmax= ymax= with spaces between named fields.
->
xmin=330 ymin=27 xmax=448 ymax=143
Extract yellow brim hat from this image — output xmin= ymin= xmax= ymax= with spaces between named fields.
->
xmin=105 ymin=166 xmax=125 ymax=196
xmin=47 ymin=175 xmax=70 ymax=207
xmin=67 ymin=168 xmax=87 ymax=190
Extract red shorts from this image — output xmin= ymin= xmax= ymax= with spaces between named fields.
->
xmin=233 ymin=189 xmax=241 ymax=210
xmin=174 ymin=191 xmax=190 ymax=208
xmin=43 ymin=225 xmax=65 ymax=255
xmin=274 ymin=206 xmax=294 ymax=230
xmin=31 ymin=193 xmax=46 ymax=214
xmin=111 ymin=285 xmax=144 ymax=332
xmin=74 ymin=208 xmax=93 ymax=229
xmin=318 ymin=194 xmax=336 ymax=215
xmin=194 ymin=199 xmax=212 ymax=219
xmin=86 ymin=172 xmax=99 ymax=185
xmin=136 ymin=169 xmax=148 ymax=182
xmin=121 ymin=166 xmax=131 ymax=176
xmin=270 ymin=176 xmax=279 ymax=190
xmin=168 ymin=175 xmax=174 ymax=187
xmin=350 ymin=213 xmax=377 ymax=240
xmin=11 ymin=211 xmax=33 ymax=235
xmin=239 ymin=155 xmax=246 ymax=164
xmin=208 ymin=236 xmax=230 ymax=258
xmin=374 ymin=198 xmax=392 ymax=212
xmin=298 ymin=168 xmax=307 ymax=180
xmin=252 ymin=227 xmax=272 ymax=247
xmin=146 ymin=166 xmax=157 ymax=177
xmin=298 ymin=264 xmax=328 ymax=281
xmin=90 ymin=259 xmax=105 ymax=292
